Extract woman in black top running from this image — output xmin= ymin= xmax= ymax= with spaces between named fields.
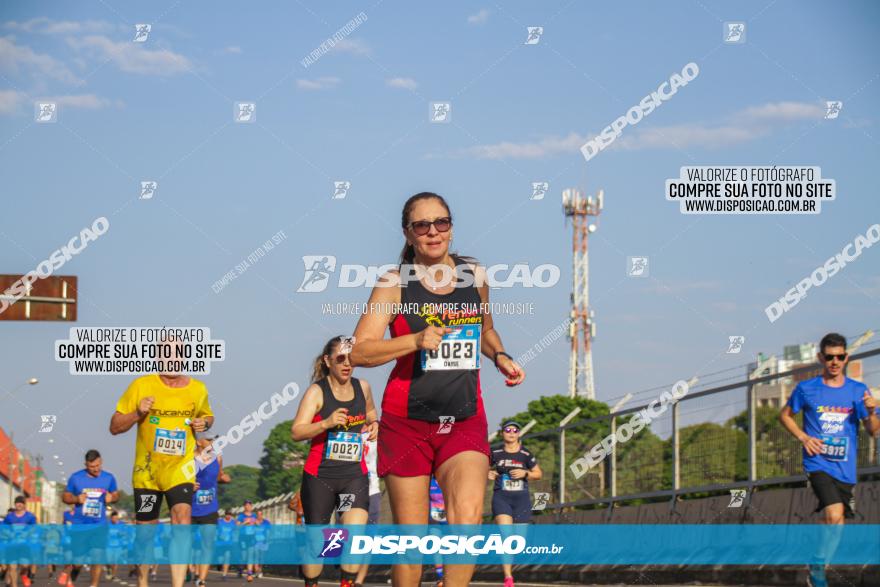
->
xmin=292 ymin=336 xmax=378 ymax=587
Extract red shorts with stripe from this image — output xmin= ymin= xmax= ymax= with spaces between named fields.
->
xmin=377 ymin=410 xmax=490 ymax=477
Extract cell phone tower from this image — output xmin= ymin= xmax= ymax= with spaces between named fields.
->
xmin=562 ymin=188 xmax=603 ymax=399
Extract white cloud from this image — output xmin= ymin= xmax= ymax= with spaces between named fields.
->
xmin=4 ymin=18 xmax=116 ymax=35
xmin=67 ymin=35 xmax=191 ymax=75
xmin=220 ymin=45 xmax=242 ymax=55
xmin=0 ymin=36 xmax=82 ymax=84
xmin=296 ymin=77 xmax=341 ymax=90
xmin=332 ymin=38 xmax=370 ymax=56
xmin=738 ymin=101 xmax=824 ymax=122
xmin=454 ymin=132 xmax=588 ymax=160
xmin=46 ymin=94 xmax=115 ymax=109
xmin=442 ymin=101 xmax=831 ymax=160
xmin=467 ymin=9 xmax=490 ymax=25
xmin=386 ymin=77 xmax=417 ymax=90
xmin=0 ymin=89 xmax=26 ymax=114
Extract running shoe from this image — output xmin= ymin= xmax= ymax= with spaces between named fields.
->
xmin=807 ymin=564 xmax=828 ymax=587
xmin=21 ymin=575 xmax=31 ymax=587
xmin=246 ymin=575 xmax=253 ymax=583
xmin=256 ymin=573 xmax=263 ymax=579
xmin=196 ymin=580 xmax=206 ymax=587
xmin=67 ymin=581 xmax=74 ymax=587
xmin=503 ymin=578 xmax=514 ymax=587
xmin=57 ymin=572 xmax=69 ymax=585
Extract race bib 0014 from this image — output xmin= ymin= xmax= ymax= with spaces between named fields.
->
xmin=154 ymin=428 xmax=186 ymax=456
xmin=422 ymin=325 xmax=481 ymax=371
xmin=325 ymin=431 xmax=363 ymax=462
xmin=820 ymin=435 xmax=848 ymax=461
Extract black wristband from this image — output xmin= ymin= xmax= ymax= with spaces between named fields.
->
xmin=494 ymin=351 xmax=513 ymax=368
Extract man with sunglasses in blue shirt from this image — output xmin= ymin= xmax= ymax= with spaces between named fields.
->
xmin=779 ymin=332 xmax=879 ymax=587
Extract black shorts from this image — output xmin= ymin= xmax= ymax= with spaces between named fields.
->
xmin=492 ymin=490 xmax=532 ymax=523
xmin=192 ymin=512 xmax=219 ymax=525
xmin=808 ymin=472 xmax=855 ymax=518
xmin=134 ymin=484 xmax=194 ymax=522
xmin=300 ymin=472 xmax=369 ymax=524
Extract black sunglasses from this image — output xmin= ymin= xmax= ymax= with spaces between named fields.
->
xmin=409 ymin=217 xmax=452 ymax=236
xmin=823 ymin=353 xmax=847 ymax=362
xmin=503 ymin=426 xmax=520 ymax=433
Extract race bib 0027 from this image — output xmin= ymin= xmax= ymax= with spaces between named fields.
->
xmin=325 ymin=431 xmax=363 ymax=462
xmin=154 ymin=428 xmax=186 ymax=456
xmin=421 ymin=325 xmax=481 ymax=371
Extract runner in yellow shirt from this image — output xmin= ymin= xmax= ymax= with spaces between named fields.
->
xmin=110 ymin=351 xmax=214 ymax=587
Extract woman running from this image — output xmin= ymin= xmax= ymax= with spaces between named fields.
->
xmin=292 ymin=336 xmax=378 ymax=587
xmin=351 ymin=192 xmax=525 ymax=587
xmin=191 ymin=434 xmax=230 ymax=587
xmin=489 ymin=421 xmax=543 ymax=587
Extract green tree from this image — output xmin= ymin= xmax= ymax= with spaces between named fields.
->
xmin=256 ymin=419 xmax=309 ymax=499
xmin=218 ymin=464 xmax=260 ymax=510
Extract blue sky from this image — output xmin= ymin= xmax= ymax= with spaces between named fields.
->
xmin=1 ymin=1 xmax=879 ymax=491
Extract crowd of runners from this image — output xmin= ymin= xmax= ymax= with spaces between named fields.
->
xmin=1 ymin=193 xmax=878 ymax=587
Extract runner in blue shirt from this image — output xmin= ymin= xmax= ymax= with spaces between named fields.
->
xmin=190 ymin=434 xmax=230 ymax=587
xmin=236 ymin=501 xmax=258 ymax=582
xmin=780 ymin=332 xmax=879 ymax=587
xmin=215 ymin=512 xmax=236 ymax=580
xmin=253 ymin=511 xmax=270 ymax=578
xmin=59 ymin=450 xmax=119 ymax=587
xmin=3 ymin=496 xmax=37 ymax=587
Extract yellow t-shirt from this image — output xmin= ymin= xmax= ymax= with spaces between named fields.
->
xmin=115 ymin=374 xmax=213 ymax=491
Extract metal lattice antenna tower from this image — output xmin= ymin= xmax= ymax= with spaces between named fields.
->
xmin=562 ymin=188 xmax=603 ymax=399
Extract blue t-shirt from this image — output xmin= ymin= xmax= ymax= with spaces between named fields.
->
xmin=787 ymin=376 xmax=870 ymax=484
xmin=237 ymin=512 xmax=257 ymax=536
xmin=217 ymin=517 xmax=236 ymax=544
xmin=191 ymin=457 xmax=220 ymax=518
xmin=66 ymin=469 xmax=118 ymax=524
xmin=3 ymin=510 xmax=36 ymax=543
xmin=63 ymin=511 xmax=75 ymax=525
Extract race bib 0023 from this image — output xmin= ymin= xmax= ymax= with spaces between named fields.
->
xmin=421 ymin=325 xmax=481 ymax=371
xmin=502 ymin=474 xmax=525 ymax=491
xmin=820 ymin=435 xmax=848 ymax=461
xmin=325 ymin=431 xmax=363 ymax=462
xmin=154 ymin=428 xmax=186 ymax=456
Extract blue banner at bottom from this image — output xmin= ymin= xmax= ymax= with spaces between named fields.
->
xmin=0 ymin=524 xmax=877 ymax=565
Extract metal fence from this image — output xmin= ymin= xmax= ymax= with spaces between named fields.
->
xmin=504 ymin=347 xmax=880 ymax=513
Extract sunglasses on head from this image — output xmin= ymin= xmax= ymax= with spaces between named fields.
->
xmin=503 ymin=426 xmax=520 ymax=433
xmin=409 ymin=217 xmax=452 ymax=236
xmin=824 ymin=353 xmax=847 ymax=362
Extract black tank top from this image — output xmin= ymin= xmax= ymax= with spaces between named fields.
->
xmin=304 ymin=377 xmax=368 ymax=478
xmin=382 ymin=255 xmax=484 ymax=422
